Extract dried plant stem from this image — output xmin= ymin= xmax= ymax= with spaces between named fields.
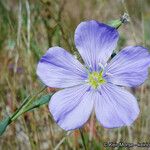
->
xmin=25 ymin=0 xmax=31 ymax=54
xmin=14 ymin=0 xmax=22 ymax=74
xmin=127 ymin=126 xmax=133 ymax=142
xmin=89 ymin=111 xmax=94 ymax=142
xmin=17 ymin=0 xmax=22 ymax=47
xmin=54 ymin=131 xmax=72 ymax=150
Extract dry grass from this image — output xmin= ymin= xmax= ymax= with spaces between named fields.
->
xmin=0 ymin=0 xmax=150 ymax=149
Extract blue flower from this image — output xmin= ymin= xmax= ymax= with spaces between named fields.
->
xmin=36 ymin=20 xmax=150 ymax=131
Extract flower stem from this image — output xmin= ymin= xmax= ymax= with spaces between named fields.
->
xmin=0 ymin=87 xmax=51 ymax=136
xmin=11 ymin=86 xmax=46 ymax=121
xmin=109 ymin=13 xmax=130 ymax=29
xmin=79 ymin=128 xmax=87 ymax=150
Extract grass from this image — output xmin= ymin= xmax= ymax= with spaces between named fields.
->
xmin=0 ymin=0 xmax=150 ymax=149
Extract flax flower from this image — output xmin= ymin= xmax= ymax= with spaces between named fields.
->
xmin=37 ymin=20 xmax=150 ymax=130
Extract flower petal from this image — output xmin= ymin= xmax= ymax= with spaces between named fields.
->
xmin=49 ymin=84 xmax=94 ymax=130
xmin=75 ymin=20 xmax=119 ymax=71
xmin=36 ymin=46 xmax=88 ymax=88
xmin=95 ymin=83 xmax=139 ymax=128
xmin=104 ymin=46 xmax=150 ymax=87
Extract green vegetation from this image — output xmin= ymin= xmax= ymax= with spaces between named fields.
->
xmin=0 ymin=0 xmax=150 ymax=149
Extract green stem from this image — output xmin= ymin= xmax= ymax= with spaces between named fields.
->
xmin=11 ymin=86 xmax=46 ymax=121
xmin=0 ymin=88 xmax=52 ymax=136
xmin=79 ymin=128 xmax=87 ymax=150
xmin=10 ymin=95 xmax=31 ymax=120
xmin=109 ymin=13 xmax=130 ymax=29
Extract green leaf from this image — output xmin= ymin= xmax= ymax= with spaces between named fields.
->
xmin=24 ymin=93 xmax=53 ymax=112
xmin=0 ymin=116 xmax=11 ymax=136
xmin=0 ymin=93 xmax=53 ymax=136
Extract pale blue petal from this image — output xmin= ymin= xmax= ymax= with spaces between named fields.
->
xmin=36 ymin=46 xmax=88 ymax=88
xmin=75 ymin=20 xmax=119 ymax=71
xmin=95 ymin=83 xmax=139 ymax=128
xmin=49 ymin=84 xmax=94 ymax=131
xmin=104 ymin=46 xmax=150 ymax=87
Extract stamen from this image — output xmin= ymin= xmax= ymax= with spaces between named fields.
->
xmin=105 ymin=72 xmax=113 ymax=76
xmin=88 ymin=71 xmax=106 ymax=89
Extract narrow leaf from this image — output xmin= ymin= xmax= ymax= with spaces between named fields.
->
xmin=0 ymin=93 xmax=53 ymax=136
xmin=24 ymin=93 xmax=53 ymax=112
xmin=0 ymin=116 xmax=11 ymax=136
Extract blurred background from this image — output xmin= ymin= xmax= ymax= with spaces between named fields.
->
xmin=0 ymin=0 xmax=150 ymax=149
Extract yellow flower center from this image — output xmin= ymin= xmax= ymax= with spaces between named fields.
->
xmin=88 ymin=71 xmax=105 ymax=89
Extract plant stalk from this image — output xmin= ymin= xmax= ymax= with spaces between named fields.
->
xmin=79 ymin=128 xmax=87 ymax=150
